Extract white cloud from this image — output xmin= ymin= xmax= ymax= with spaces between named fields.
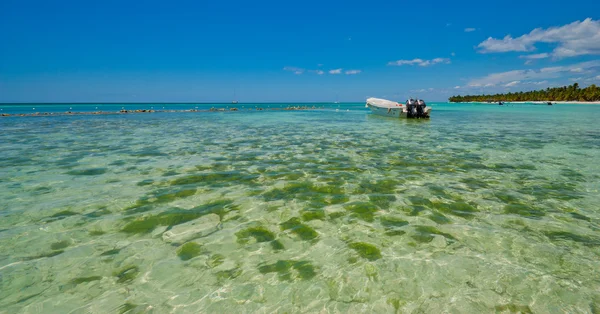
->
xmin=570 ymin=68 xmax=583 ymax=73
xmin=569 ymin=77 xmax=583 ymax=81
xmin=468 ymin=60 xmax=600 ymax=86
xmin=311 ymin=70 xmax=324 ymax=75
xmin=504 ymin=81 xmax=520 ymax=87
xmin=388 ymin=58 xmax=451 ymax=67
xmin=520 ymin=53 xmax=549 ymax=59
xmin=521 ymin=53 xmax=550 ymax=65
xmin=465 ymin=28 xmax=476 ymax=32
xmin=345 ymin=70 xmax=361 ymax=75
xmin=532 ymin=80 xmax=548 ymax=85
xmin=283 ymin=66 xmax=304 ymax=75
xmin=454 ymin=85 xmax=461 ymax=89
xmin=477 ymin=18 xmax=600 ymax=58
xmin=329 ymin=69 xmax=342 ymax=74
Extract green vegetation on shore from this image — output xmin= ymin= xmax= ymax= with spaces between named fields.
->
xmin=449 ymin=83 xmax=600 ymax=102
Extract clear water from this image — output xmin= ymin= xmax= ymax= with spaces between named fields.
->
xmin=1 ymin=103 xmax=599 ymax=313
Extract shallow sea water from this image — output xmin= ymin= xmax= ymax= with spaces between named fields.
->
xmin=1 ymin=103 xmax=599 ymax=313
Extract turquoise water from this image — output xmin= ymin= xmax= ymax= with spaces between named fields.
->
xmin=1 ymin=103 xmax=599 ymax=313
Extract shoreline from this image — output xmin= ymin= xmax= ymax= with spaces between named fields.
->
xmin=458 ymin=101 xmax=600 ymax=105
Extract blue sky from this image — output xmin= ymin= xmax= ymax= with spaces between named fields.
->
xmin=1 ymin=0 xmax=600 ymax=102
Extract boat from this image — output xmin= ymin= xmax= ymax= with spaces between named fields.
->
xmin=365 ymin=98 xmax=431 ymax=119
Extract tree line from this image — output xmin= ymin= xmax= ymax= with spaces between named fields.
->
xmin=448 ymin=83 xmax=600 ymax=102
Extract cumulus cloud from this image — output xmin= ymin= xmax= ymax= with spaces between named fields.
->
xmin=387 ymin=58 xmax=451 ymax=67
xmin=283 ymin=66 xmax=304 ymax=75
xmin=468 ymin=60 xmax=600 ymax=86
xmin=454 ymin=85 xmax=461 ymax=89
xmin=329 ymin=69 xmax=342 ymax=74
xmin=464 ymin=28 xmax=476 ymax=32
xmin=504 ymin=81 xmax=520 ymax=87
xmin=345 ymin=70 xmax=361 ymax=75
xmin=477 ymin=18 xmax=600 ymax=58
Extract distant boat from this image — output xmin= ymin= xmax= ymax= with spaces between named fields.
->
xmin=499 ymin=101 xmax=504 ymax=106
xmin=547 ymin=102 xmax=553 ymax=106
xmin=366 ymin=98 xmax=431 ymax=119
xmin=232 ymin=88 xmax=238 ymax=104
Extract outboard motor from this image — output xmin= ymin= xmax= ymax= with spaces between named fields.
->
xmin=407 ymin=98 xmax=416 ymax=118
xmin=417 ymin=99 xmax=426 ymax=118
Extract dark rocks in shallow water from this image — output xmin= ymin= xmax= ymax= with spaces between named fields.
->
xmin=84 ymin=207 xmax=111 ymax=218
xmin=544 ymin=231 xmax=600 ymax=247
xmin=279 ymin=217 xmax=319 ymax=241
xmin=343 ymin=202 xmax=379 ymax=222
xmin=258 ymin=260 xmax=317 ymax=281
xmin=569 ymin=212 xmax=591 ymax=222
xmin=368 ymin=194 xmax=396 ymax=209
xmin=411 ymin=225 xmax=456 ymax=244
xmin=162 ymin=213 xmax=221 ymax=243
xmin=24 ymin=250 xmax=64 ymax=261
xmin=121 ymin=199 xmax=237 ymax=234
xmin=494 ymin=304 xmax=533 ymax=314
xmin=431 ymin=201 xmax=479 ymax=219
xmin=301 ymin=209 xmax=326 ymax=221
xmin=236 ymin=226 xmax=276 ymax=244
xmin=70 ymin=276 xmax=102 ymax=286
xmin=114 ymin=265 xmax=139 ymax=283
xmin=47 ymin=210 xmax=78 ymax=222
xmin=504 ymin=203 xmax=545 ymax=219
xmin=136 ymin=179 xmax=154 ymax=186
xmin=215 ymin=268 xmax=242 ymax=280
xmin=100 ymin=248 xmax=121 ymax=256
xmin=429 ymin=212 xmax=452 ymax=224
xmin=177 ymin=242 xmax=204 ymax=261
xmin=50 ymin=240 xmax=71 ymax=250
xmin=66 ymin=168 xmax=107 ymax=176
xmin=207 ymin=254 xmax=225 ymax=268
xmin=348 ymin=242 xmax=382 ymax=261
xmin=380 ymin=216 xmax=409 ymax=236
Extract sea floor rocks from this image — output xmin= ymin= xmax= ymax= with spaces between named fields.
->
xmin=162 ymin=213 xmax=221 ymax=243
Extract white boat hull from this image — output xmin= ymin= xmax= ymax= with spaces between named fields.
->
xmin=367 ymin=103 xmax=407 ymax=118
xmin=366 ymin=98 xmax=431 ymax=119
